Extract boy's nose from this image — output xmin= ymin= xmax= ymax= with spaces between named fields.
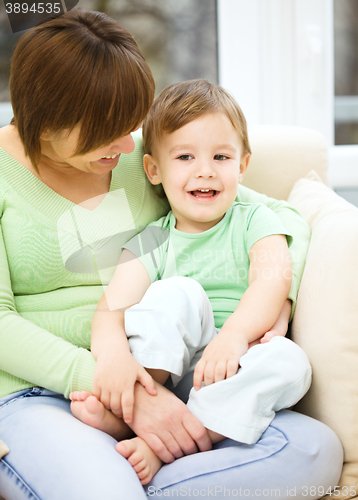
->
xmin=195 ymin=160 xmax=216 ymax=178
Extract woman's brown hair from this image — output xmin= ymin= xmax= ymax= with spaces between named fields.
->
xmin=10 ymin=9 xmax=155 ymax=170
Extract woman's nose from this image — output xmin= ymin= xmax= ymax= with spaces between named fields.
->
xmin=113 ymin=133 xmax=135 ymax=154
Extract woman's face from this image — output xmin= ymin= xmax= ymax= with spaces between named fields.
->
xmin=40 ymin=123 xmax=136 ymax=175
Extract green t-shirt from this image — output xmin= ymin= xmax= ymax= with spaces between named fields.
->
xmin=0 ymin=132 xmax=309 ymax=398
xmin=124 ymin=202 xmax=292 ymax=329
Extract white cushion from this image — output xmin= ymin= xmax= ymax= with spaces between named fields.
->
xmin=288 ymin=171 xmax=358 ymax=493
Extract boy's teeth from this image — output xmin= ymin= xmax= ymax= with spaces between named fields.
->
xmin=102 ymin=154 xmax=118 ymax=159
xmin=191 ymin=189 xmax=216 ymax=197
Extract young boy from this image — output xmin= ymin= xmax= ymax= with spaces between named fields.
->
xmin=70 ymin=80 xmax=311 ymax=485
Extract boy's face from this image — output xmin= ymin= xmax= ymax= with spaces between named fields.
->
xmin=144 ymin=112 xmax=250 ymax=233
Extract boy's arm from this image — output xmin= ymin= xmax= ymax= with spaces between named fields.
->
xmin=259 ymin=299 xmax=292 ymax=344
xmin=193 ymin=234 xmax=292 ymax=389
xmin=224 ymin=234 xmax=292 ymax=341
xmin=91 ymin=249 xmax=151 ymax=357
xmin=91 ymin=249 xmax=156 ymax=423
xmin=236 ymin=184 xmax=310 ymax=320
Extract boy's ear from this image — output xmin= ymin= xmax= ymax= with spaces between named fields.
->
xmin=143 ymin=154 xmax=162 ymax=185
xmin=239 ymin=153 xmax=250 ymax=183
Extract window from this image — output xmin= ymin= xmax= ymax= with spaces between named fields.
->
xmin=334 ymin=0 xmax=358 ymax=146
xmin=217 ymin=0 xmax=358 ymax=196
xmin=0 ymin=0 xmax=218 ymax=126
xmin=0 ymin=5 xmax=22 ymax=125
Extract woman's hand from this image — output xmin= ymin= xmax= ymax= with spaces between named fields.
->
xmin=128 ymin=381 xmax=212 ymax=463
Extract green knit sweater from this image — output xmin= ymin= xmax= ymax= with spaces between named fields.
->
xmin=0 ymin=134 xmax=310 ymax=398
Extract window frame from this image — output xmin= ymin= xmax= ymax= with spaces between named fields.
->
xmin=0 ymin=103 xmax=13 ymax=127
xmin=217 ymin=0 xmax=358 ymax=188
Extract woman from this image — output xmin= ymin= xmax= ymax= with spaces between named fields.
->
xmin=0 ymin=9 xmax=342 ymax=500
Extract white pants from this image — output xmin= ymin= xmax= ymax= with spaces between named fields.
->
xmin=124 ymin=277 xmax=312 ymax=445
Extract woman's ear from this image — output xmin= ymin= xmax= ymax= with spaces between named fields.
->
xmin=143 ymin=154 xmax=162 ymax=185
xmin=40 ymin=130 xmax=52 ymax=141
xmin=239 ymin=153 xmax=250 ymax=183
xmin=40 ymin=128 xmax=60 ymax=142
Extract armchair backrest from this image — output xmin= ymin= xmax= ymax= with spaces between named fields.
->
xmin=243 ymin=126 xmax=329 ymax=200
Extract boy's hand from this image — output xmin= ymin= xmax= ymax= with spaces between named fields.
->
xmin=92 ymin=351 xmax=156 ymax=423
xmin=193 ymin=330 xmax=248 ymax=390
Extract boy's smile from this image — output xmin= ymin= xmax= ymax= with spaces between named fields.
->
xmin=144 ymin=112 xmax=250 ymax=233
xmin=189 ymin=189 xmax=219 ymax=201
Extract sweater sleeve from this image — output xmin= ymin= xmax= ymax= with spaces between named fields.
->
xmin=0 ymin=219 xmax=96 ymax=398
xmin=236 ymin=184 xmax=310 ymax=320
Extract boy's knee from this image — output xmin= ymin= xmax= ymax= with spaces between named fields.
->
xmin=261 ymin=337 xmax=312 ymax=384
xmin=150 ymin=277 xmax=206 ymax=301
xmin=269 ymin=337 xmax=309 ymax=363
xmin=164 ymin=276 xmax=204 ymax=292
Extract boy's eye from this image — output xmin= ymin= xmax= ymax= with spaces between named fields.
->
xmin=214 ymin=154 xmax=229 ymax=161
xmin=177 ymin=154 xmax=193 ymax=161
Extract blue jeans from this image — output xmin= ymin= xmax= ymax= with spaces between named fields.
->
xmin=0 ymin=382 xmax=343 ymax=500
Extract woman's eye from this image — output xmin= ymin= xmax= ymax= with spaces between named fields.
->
xmin=177 ymin=154 xmax=193 ymax=161
xmin=214 ymin=154 xmax=229 ymax=161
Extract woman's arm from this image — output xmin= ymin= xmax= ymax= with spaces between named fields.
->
xmin=0 ymin=223 xmax=96 ymax=397
xmin=1 ymin=220 xmax=210 ymax=459
xmin=236 ymin=184 xmax=310 ymax=320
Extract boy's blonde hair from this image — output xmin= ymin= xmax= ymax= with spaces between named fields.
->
xmin=142 ymin=79 xmax=251 ymax=156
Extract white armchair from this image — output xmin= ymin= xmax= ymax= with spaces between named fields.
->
xmin=246 ymin=125 xmax=358 ymax=499
xmin=245 ymin=125 xmax=329 ymax=198
xmin=1 ymin=126 xmax=355 ymax=500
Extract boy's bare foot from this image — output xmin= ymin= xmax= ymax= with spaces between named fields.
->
xmin=116 ymin=437 xmax=163 ymax=485
xmin=70 ymin=391 xmax=132 ymax=441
